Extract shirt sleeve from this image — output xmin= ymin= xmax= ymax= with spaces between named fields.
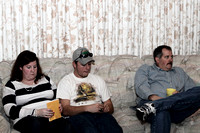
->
xmin=96 ymin=75 xmax=111 ymax=102
xmin=134 ymin=64 xmax=155 ymax=100
xmin=49 ymin=77 xmax=57 ymax=99
xmin=44 ymin=75 xmax=57 ymax=99
xmin=179 ymin=68 xmax=196 ymax=91
xmin=56 ymin=76 xmax=71 ymax=100
xmin=2 ymin=81 xmax=34 ymax=120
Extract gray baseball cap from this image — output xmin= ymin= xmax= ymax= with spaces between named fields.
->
xmin=72 ymin=47 xmax=95 ymax=65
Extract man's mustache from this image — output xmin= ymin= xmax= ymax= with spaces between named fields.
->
xmin=167 ymin=62 xmax=172 ymax=65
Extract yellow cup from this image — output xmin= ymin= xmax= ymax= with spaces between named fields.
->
xmin=166 ymin=88 xmax=176 ymax=96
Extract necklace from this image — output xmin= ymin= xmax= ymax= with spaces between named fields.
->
xmin=21 ymin=81 xmax=36 ymax=91
xmin=25 ymin=87 xmax=34 ymax=91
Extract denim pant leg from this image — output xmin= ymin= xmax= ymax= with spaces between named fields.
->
xmin=14 ymin=116 xmax=72 ymax=133
xmin=48 ymin=117 xmax=72 ymax=133
xmin=138 ymin=86 xmax=200 ymax=133
xmin=150 ymin=111 xmax=171 ymax=133
xmin=149 ymin=107 xmax=199 ymax=133
xmin=170 ymin=106 xmax=200 ymax=123
xmin=14 ymin=116 xmax=49 ymax=133
xmin=139 ymin=100 xmax=171 ymax=133
xmin=69 ymin=112 xmax=123 ymax=133
xmin=95 ymin=113 xmax=123 ymax=133
xmin=153 ymin=86 xmax=200 ymax=113
xmin=69 ymin=112 xmax=99 ymax=133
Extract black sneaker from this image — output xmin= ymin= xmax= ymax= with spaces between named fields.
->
xmin=136 ymin=103 xmax=156 ymax=123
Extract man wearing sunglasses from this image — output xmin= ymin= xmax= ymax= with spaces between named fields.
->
xmin=56 ymin=47 xmax=123 ymax=133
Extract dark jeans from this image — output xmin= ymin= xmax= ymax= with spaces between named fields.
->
xmin=138 ymin=86 xmax=200 ymax=133
xmin=69 ymin=112 xmax=123 ymax=133
xmin=14 ymin=116 xmax=72 ymax=133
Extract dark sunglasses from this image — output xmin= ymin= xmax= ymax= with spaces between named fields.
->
xmin=77 ymin=50 xmax=93 ymax=60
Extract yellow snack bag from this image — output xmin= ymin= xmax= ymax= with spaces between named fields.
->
xmin=47 ymin=99 xmax=61 ymax=121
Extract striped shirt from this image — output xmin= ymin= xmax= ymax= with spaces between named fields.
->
xmin=2 ymin=76 xmax=57 ymax=124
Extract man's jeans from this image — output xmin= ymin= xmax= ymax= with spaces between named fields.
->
xmin=69 ymin=112 xmax=123 ymax=133
xmin=139 ymin=86 xmax=200 ymax=133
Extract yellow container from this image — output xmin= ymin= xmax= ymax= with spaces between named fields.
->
xmin=166 ymin=88 xmax=176 ymax=96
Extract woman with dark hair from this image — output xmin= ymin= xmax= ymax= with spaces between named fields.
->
xmin=2 ymin=50 xmax=71 ymax=133
xmin=10 ymin=50 xmax=43 ymax=82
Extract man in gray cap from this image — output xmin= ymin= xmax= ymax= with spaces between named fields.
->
xmin=56 ymin=47 xmax=122 ymax=133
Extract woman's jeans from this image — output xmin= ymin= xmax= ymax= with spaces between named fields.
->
xmin=139 ymin=86 xmax=200 ymax=133
xmin=69 ymin=112 xmax=123 ymax=133
xmin=14 ymin=116 xmax=72 ymax=133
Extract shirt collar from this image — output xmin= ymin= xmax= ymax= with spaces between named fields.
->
xmin=153 ymin=63 xmax=175 ymax=72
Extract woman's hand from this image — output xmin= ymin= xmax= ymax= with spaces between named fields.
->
xmin=35 ymin=108 xmax=54 ymax=118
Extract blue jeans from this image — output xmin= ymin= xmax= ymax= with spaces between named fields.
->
xmin=14 ymin=116 xmax=72 ymax=133
xmin=69 ymin=112 xmax=123 ymax=133
xmin=138 ymin=86 xmax=200 ymax=133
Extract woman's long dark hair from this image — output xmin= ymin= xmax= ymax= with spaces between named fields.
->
xmin=10 ymin=50 xmax=44 ymax=82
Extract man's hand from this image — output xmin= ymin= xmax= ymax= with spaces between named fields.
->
xmin=172 ymin=90 xmax=179 ymax=95
xmin=103 ymin=103 xmax=110 ymax=113
xmin=85 ymin=103 xmax=104 ymax=113
xmin=148 ymin=94 xmax=163 ymax=101
xmin=60 ymin=98 xmax=114 ymax=116
xmin=59 ymin=103 xmax=63 ymax=113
